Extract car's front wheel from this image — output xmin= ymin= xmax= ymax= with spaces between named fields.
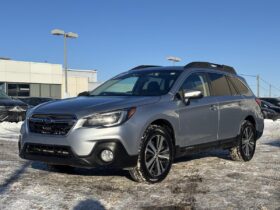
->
xmin=129 ymin=125 xmax=174 ymax=183
xmin=230 ymin=120 xmax=256 ymax=161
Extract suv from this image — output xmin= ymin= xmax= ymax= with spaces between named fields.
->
xmin=19 ymin=62 xmax=264 ymax=183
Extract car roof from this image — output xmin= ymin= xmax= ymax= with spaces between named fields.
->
xmin=129 ymin=62 xmax=237 ymax=75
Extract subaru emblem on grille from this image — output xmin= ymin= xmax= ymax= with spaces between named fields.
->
xmin=29 ymin=114 xmax=76 ymax=135
xmin=43 ymin=117 xmax=54 ymax=124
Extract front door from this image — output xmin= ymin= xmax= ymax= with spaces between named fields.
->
xmin=177 ymin=72 xmax=219 ymax=147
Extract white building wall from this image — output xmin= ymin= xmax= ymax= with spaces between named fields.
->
xmin=0 ymin=59 xmax=98 ymax=99
xmin=89 ymin=82 xmax=102 ymax=91
xmin=67 ymin=69 xmax=99 ymax=94
xmin=0 ymin=60 xmax=63 ymax=84
xmin=67 ymin=69 xmax=97 ymax=83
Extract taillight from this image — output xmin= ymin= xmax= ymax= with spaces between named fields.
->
xmin=255 ymin=98 xmax=261 ymax=106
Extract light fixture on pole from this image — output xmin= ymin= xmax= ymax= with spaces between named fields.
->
xmin=51 ymin=29 xmax=78 ymax=97
xmin=167 ymin=56 xmax=181 ymax=66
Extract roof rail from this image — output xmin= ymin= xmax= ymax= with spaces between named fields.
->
xmin=184 ymin=62 xmax=237 ymax=75
xmin=130 ymin=65 xmax=161 ymax=70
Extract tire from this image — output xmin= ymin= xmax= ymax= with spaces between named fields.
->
xmin=129 ymin=125 xmax=174 ymax=183
xmin=230 ymin=120 xmax=256 ymax=161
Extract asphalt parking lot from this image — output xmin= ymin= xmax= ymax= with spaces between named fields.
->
xmin=0 ymin=121 xmax=279 ymax=210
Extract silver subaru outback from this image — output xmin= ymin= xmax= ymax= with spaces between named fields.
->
xmin=19 ymin=62 xmax=264 ymax=183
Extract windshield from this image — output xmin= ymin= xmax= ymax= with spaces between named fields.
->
xmin=0 ymin=91 xmax=10 ymax=99
xmin=90 ymin=70 xmax=182 ymax=96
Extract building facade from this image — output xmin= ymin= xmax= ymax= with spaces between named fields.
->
xmin=0 ymin=59 xmax=99 ymax=99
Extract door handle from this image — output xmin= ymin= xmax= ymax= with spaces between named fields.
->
xmin=210 ymin=104 xmax=218 ymax=111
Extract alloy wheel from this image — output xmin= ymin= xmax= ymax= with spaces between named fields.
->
xmin=144 ymin=134 xmax=171 ymax=177
xmin=241 ymin=126 xmax=255 ymax=157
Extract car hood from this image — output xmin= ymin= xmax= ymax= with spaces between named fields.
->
xmin=0 ymin=98 xmax=27 ymax=107
xmin=33 ymin=96 xmax=160 ymax=118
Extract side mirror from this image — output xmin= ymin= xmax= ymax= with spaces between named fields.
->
xmin=183 ymin=90 xmax=203 ymax=104
xmin=78 ymin=91 xmax=90 ymax=97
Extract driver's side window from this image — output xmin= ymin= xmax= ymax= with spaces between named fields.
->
xmin=180 ymin=73 xmax=210 ymax=97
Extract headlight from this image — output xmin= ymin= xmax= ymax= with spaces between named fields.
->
xmin=83 ymin=107 xmax=136 ymax=127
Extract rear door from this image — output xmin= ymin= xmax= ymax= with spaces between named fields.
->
xmin=208 ymin=73 xmax=243 ymax=140
xmin=178 ymin=72 xmax=219 ymax=146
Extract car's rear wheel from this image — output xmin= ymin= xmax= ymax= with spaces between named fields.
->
xmin=230 ymin=120 xmax=256 ymax=161
xmin=129 ymin=125 xmax=174 ymax=183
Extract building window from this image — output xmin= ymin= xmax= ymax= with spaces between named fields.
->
xmin=6 ymin=83 xmax=61 ymax=99
xmin=18 ymin=84 xmax=30 ymax=96
xmin=8 ymin=84 xmax=17 ymax=96
xmin=7 ymin=83 xmax=30 ymax=97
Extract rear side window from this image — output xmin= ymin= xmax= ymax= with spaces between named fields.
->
xmin=226 ymin=76 xmax=238 ymax=95
xmin=208 ymin=73 xmax=231 ymax=96
xmin=229 ymin=77 xmax=253 ymax=96
xmin=180 ymin=73 xmax=210 ymax=96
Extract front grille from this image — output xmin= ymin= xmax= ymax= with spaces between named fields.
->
xmin=25 ymin=143 xmax=73 ymax=158
xmin=29 ymin=114 xmax=76 ymax=135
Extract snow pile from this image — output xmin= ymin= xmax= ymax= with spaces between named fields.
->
xmin=262 ymin=119 xmax=280 ymax=141
xmin=0 ymin=121 xmax=23 ymax=142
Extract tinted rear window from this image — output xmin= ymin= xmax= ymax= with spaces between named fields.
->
xmin=208 ymin=73 xmax=231 ymax=96
xmin=229 ymin=77 xmax=253 ymax=96
xmin=226 ymin=76 xmax=238 ymax=95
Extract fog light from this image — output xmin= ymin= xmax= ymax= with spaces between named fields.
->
xmin=100 ymin=149 xmax=114 ymax=162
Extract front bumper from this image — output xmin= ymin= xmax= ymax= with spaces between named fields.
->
xmin=19 ymin=140 xmax=138 ymax=169
xmin=19 ymin=110 xmax=146 ymax=169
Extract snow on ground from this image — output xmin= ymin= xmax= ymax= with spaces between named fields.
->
xmin=0 ymin=120 xmax=279 ymax=209
xmin=0 ymin=121 xmax=22 ymax=142
xmin=262 ymin=119 xmax=280 ymax=140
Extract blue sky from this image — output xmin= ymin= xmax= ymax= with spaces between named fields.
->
xmin=0 ymin=0 xmax=279 ymax=95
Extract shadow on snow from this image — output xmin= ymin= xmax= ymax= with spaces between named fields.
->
xmin=0 ymin=161 xmax=31 ymax=195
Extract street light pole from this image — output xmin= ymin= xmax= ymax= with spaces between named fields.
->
xmin=64 ymin=34 xmax=68 ymax=94
xmin=51 ymin=29 xmax=78 ymax=97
